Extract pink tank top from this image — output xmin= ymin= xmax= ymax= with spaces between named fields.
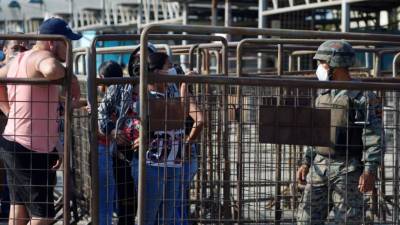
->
xmin=3 ymin=50 xmax=59 ymax=153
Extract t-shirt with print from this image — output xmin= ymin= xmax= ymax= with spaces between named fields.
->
xmin=145 ymin=84 xmax=188 ymax=167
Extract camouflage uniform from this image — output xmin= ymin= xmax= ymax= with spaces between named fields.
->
xmin=296 ymin=41 xmax=384 ymax=225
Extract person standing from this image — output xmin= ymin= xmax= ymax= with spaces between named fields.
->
xmin=296 ymin=40 xmax=383 ymax=225
xmin=129 ymin=52 xmax=204 ymax=225
xmin=0 ymin=18 xmax=81 ymax=225
xmin=97 ymin=60 xmax=124 ymax=225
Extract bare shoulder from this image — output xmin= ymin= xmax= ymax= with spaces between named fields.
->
xmin=29 ymin=50 xmax=56 ymax=64
xmin=28 ymin=50 xmax=63 ymax=79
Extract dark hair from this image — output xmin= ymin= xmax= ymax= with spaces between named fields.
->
xmin=98 ymin=60 xmax=123 ymax=78
xmin=128 ymin=44 xmax=157 ymax=77
xmin=149 ymin=52 xmax=169 ymax=72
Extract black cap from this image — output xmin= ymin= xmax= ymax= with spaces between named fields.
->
xmin=39 ymin=18 xmax=82 ymax=40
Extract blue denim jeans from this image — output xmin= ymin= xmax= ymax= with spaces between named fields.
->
xmin=131 ymin=147 xmax=198 ymax=225
xmin=98 ymin=143 xmax=116 ymax=225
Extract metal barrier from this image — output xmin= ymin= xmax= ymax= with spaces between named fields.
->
xmin=61 ymin=24 xmax=400 ymax=224
xmin=0 ymin=34 xmax=73 ymax=224
xmin=393 ymin=52 xmax=400 ymax=77
xmin=137 ymin=24 xmax=400 ymax=225
xmin=186 ymin=40 xmax=400 ymax=78
xmin=68 ymin=74 xmax=90 ymax=224
xmin=139 ymin=73 xmax=399 ymax=224
xmin=73 ymin=44 xmax=178 ymax=76
xmin=286 ymin=48 xmax=400 ymax=77
xmin=86 ymin=33 xmax=227 ymax=225
xmin=70 ymin=40 xmax=199 ymax=224
xmin=73 ymin=36 xmax=400 ymax=79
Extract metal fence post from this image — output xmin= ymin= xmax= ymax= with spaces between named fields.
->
xmin=87 ymin=38 xmax=100 ymax=225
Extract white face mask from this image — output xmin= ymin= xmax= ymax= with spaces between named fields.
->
xmin=316 ymin=64 xmax=329 ymax=81
xmin=167 ymin=67 xmax=177 ymax=75
xmin=165 ymin=67 xmax=179 ymax=96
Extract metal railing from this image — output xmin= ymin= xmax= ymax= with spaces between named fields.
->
xmin=63 ymin=25 xmax=400 ymax=224
xmin=137 ymin=24 xmax=400 ymax=225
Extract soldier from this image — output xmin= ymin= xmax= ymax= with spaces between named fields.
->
xmin=296 ymin=40 xmax=383 ymax=225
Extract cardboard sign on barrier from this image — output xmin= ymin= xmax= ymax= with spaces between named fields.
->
xmin=259 ymin=106 xmax=331 ymax=146
xmin=149 ymin=99 xmax=186 ymax=131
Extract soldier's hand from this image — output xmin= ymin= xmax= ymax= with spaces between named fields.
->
xmin=358 ymin=172 xmax=376 ymax=193
xmin=296 ymin=164 xmax=310 ymax=185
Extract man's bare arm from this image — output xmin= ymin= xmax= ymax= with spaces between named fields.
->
xmin=34 ymin=51 xmax=65 ymax=80
xmin=59 ymin=75 xmax=85 ymax=109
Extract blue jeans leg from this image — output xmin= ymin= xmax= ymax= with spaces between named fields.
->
xmin=98 ymin=143 xmax=116 ymax=225
xmin=131 ymin=149 xmax=198 ymax=225
xmin=131 ymin=157 xmax=164 ymax=225
xmin=174 ymin=150 xmax=198 ymax=225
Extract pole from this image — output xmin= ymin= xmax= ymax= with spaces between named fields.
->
xmin=341 ymin=0 xmax=350 ymax=32
xmin=258 ymin=0 xmax=268 ymax=72
xmin=224 ymin=0 xmax=231 ymax=41
xmin=211 ymin=0 xmax=218 ymax=26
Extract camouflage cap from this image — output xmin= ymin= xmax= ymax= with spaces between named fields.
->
xmin=313 ymin=40 xmax=355 ymax=68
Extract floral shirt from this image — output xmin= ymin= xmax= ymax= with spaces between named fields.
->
xmin=98 ymin=83 xmax=186 ymax=167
